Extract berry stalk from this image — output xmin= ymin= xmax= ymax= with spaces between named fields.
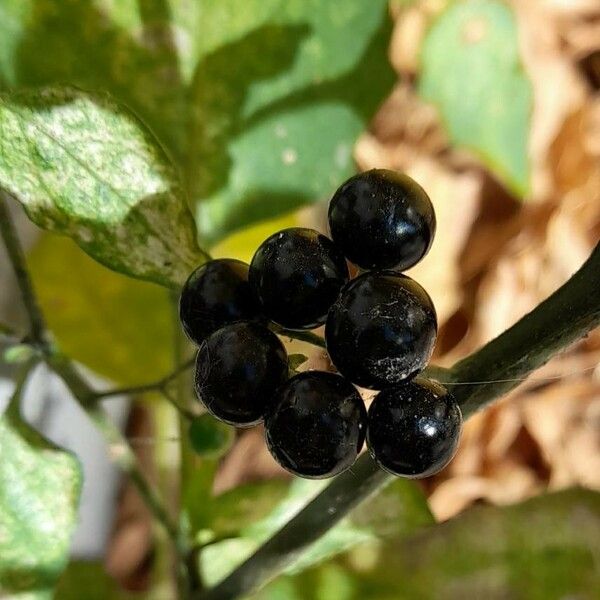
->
xmin=197 ymin=241 xmax=600 ymax=600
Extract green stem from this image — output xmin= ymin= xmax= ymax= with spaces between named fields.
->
xmin=6 ymin=356 xmax=39 ymax=416
xmin=0 ymin=191 xmax=48 ymax=346
xmin=269 ymin=324 xmax=326 ymax=349
xmin=197 ymin=242 xmax=600 ymax=600
xmin=45 ymin=353 xmax=183 ymax=548
xmin=0 ymin=194 xmax=186 ymax=573
xmin=449 ymin=242 xmax=600 ymax=417
xmin=91 ymin=357 xmax=196 ymax=400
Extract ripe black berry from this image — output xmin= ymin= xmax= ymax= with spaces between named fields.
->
xmin=325 ymin=271 xmax=437 ymax=389
xmin=249 ymin=227 xmax=349 ymax=330
xmin=179 ymin=259 xmax=261 ymax=345
xmin=265 ymin=371 xmax=367 ymax=479
xmin=195 ymin=322 xmax=288 ymax=427
xmin=367 ymin=379 xmax=462 ymax=478
xmin=328 ymin=169 xmax=436 ymax=271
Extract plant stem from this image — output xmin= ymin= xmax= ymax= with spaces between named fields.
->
xmin=269 ymin=324 xmax=327 ymax=349
xmin=90 ymin=357 xmax=196 ymax=400
xmin=45 ymin=352 xmax=184 ymax=552
xmin=0 ymin=195 xmax=187 ymax=574
xmin=0 ymin=192 xmax=47 ymax=346
xmin=449 ymin=242 xmax=600 ymax=417
xmin=197 ymin=242 xmax=600 ymax=600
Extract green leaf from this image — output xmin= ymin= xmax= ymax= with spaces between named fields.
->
xmin=1 ymin=0 xmax=394 ymax=245
xmin=55 ymin=561 xmax=141 ymax=600
xmin=288 ymin=353 xmax=308 ymax=376
xmin=188 ymin=414 xmax=235 ymax=459
xmin=0 ymin=409 xmax=82 ymax=598
xmin=3 ymin=344 xmax=36 ymax=365
xmin=200 ymin=477 xmax=432 ymax=586
xmin=191 ymin=1 xmax=394 ymax=243
xmin=418 ymin=0 xmax=532 ymax=197
xmin=353 ymin=488 xmax=600 ymax=599
xmin=27 ymin=233 xmax=173 ymax=385
xmin=0 ymin=86 xmax=205 ymax=287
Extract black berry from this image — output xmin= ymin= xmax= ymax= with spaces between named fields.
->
xmin=195 ymin=322 xmax=287 ymax=427
xmin=249 ymin=227 xmax=349 ymax=330
xmin=367 ymin=379 xmax=462 ymax=478
xmin=179 ymin=259 xmax=261 ymax=345
xmin=328 ymin=169 xmax=436 ymax=271
xmin=265 ymin=371 xmax=367 ymax=479
xmin=325 ymin=271 xmax=437 ymax=389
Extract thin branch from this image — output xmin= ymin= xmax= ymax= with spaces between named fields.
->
xmin=0 ymin=193 xmax=185 ymax=561
xmin=197 ymin=242 xmax=600 ymax=600
xmin=269 ymin=324 xmax=326 ymax=349
xmin=6 ymin=356 xmax=39 ymax=416
xmin=0 ymin=192 xmax=48 ymax=346
xmin=91 ymin=356 xmax=196 ymax=400
xmin=161 ymin=387 xmax=196 ymax=421
xmin=46 ymin=352 xmax=183 ymax=547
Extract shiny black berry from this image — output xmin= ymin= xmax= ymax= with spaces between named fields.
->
xmin=195 ymin=322 xmax=288 ymax=427
xmin=179 ymin=259 xmax=261 ymax=345
xmin=325 ymin=271 xmax=437 ymax=389
xmin=249 ymin=227 xmax=349 ymax=330
xmin=367 ymin=379 xmax=462 ymax=478
xmin=328 ymin=169 xmax=436 ymax=271
xmin=265 ymin=371 xmax=367 ymax=479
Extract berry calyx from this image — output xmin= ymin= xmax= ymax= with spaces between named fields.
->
xmin=179 ymin=259 xmax=261 ymax=345
xmin=325 ymin=271 xmax=437 ymax=389
xmin=195 ymin=322 xmax=288 ymax=427
xmin=367 ymin=378 xmax=462 ymax=478
xmin=328 ymin=169 xmax=436 ymax=271
xmin=249 ymin=227 xmax=349 ymax=330
xmin=265 ymin=371 xmax=367 ymax=479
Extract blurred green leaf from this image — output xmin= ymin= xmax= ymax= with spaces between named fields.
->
xmin=0 ymin=409 xmax=82 ymax=598
xmin=419 ymin=0 xmax=532 ymax=197
xmin=27 ymin=234 xmax=173 ymax=385
xmin=3 ymin=344 xmax=36 ymax=364
xmin=253 ymin=488 xmax=600 ymax=600
xmin=55 ymin=562 xmax=141 ymax=600
xmin=200 ymin=477 xmax=432 ymax=587
xmin=190 ymin=479 xmax=290 ymax=548
xmin=0 ymin=86 xmax=204 ymax=287
xmin=188 ymin=414 xmax=235 ymax=459
xmin=192 ymin=0 xmax=394 ymax=243
xmin=353 ymin=487 xmax=600 ymax=599
xmin=0 ymin=0 xmax=393 ymax=245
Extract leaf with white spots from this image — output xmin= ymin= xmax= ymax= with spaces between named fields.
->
xmin=0 ymin=87 xmax=207 ymax=287
xmin=0 ymin=407 xmax=82 ymax=598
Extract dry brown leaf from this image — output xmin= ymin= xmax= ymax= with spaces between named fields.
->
xmin=512 ymin=0 xmax=595 ymax=201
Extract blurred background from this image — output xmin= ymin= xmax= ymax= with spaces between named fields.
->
xmin=0 ymin=0 xmax=599 ymax=598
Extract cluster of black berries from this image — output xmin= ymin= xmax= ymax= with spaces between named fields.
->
xmin=179 ymin=169 xmax=463 ymax=480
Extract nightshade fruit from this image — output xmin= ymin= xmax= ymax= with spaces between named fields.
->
xmin=328 ymin=169 xmax=436 ymax=271
xmin=265 ymin=371 xmax=367 ymax=479
xmin=249 ymin=227 xmax=349 ymax=330
xmin=367 ymin=379 xmax=462 ymax=478
xmin=325 ymin=271 xmax=437 ymax=389
xmin=179 ymin=259 xmax=261 ymax=345
xmin=195 ymin=322 xmax=288 ymax=427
